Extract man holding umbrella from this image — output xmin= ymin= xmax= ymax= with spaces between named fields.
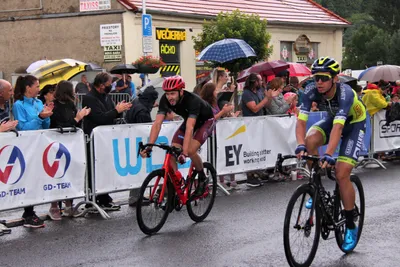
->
xmin=115 ymin=74 xmax=132 ymax=95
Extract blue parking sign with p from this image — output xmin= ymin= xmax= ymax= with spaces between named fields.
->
xmin=142 ymin=14 xmax=152 ymax=37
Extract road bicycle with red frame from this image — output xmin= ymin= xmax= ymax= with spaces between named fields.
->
xmin=136 ymin=142 xmax=217 ymax=235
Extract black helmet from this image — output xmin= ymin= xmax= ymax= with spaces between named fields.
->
xmin=311 ymin=57 xmax=340 ymax=75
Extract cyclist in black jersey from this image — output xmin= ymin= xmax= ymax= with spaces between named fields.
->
xmin=295 ymin=57 xmax=366 ymax=252
xmin=140 ymin=76 xmax=215 ymax=197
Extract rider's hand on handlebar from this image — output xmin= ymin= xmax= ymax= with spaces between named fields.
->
xmin=295 ymin=144 xmax=307 ymax=159
xmin=177 ymin=153 xmax=187 ymax=164
xmin=320 ymin=153 xmax=336 ymax=169
xmin=139 ymin=147 xmax=152 ymax=158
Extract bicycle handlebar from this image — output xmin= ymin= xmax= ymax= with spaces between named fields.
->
xmin=137 ymin=142 xmax=182 ymax=158
xmin=275 ymin=153 xmax=335 ymax=180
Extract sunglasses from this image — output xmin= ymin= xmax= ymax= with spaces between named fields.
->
xmin=313 ymin=74 xmax=332 ymax=82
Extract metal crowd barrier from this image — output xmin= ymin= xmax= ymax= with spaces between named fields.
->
xmin=76 ymin=93 xmax=131 ymax=110
xmin=1 ymin=111 xmax=397 ymax=222
xmin=0 ymin=128 xmax=89 ymax=214
xmin=356 ymin=114 xmax=386 ymax=169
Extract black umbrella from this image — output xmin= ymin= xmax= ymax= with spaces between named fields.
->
xmin=339 ymin=75 xmax=358 ymax=89
xmin=110 ymin=64 xmax=138 ymax=74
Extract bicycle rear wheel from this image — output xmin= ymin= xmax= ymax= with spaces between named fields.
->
xmin=283 ymin=185 xmax=320 ymax=267
xmin=186 ymin=162 xmax=217 ymax=222
xmin=136 ymin=169 xmax=173 ymax=235
xmin=334 ymin=174 xmax=365 ymax=253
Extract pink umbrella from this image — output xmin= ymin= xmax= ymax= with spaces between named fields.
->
xmin=287 ymin=62 xmax=311 ymax=77
xmin=237 ymin=60 xmax=289 ymax=82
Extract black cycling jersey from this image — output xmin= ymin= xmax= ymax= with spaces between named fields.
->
xmin=158 ymin=90 xmax=214 ymax=130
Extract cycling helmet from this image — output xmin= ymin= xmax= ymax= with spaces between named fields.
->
xmin=311 ymin=57 xmax=340 ymax=75
xmin=162 ymin=76 xmax=185 ymax=91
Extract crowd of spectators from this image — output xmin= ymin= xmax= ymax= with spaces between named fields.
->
xmin=5 ymin=64 xmax=398 ymax=231
xmin=0 ymin=72 xmax=138 ymax=230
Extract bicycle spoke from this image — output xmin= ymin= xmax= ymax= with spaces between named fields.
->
xmin=137 ymin=170 xmax=171 ymax=235
xmin=187 ymin=162 xmax=217 ymax=222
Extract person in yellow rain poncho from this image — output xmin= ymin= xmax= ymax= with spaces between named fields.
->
xmin=362 ymin=83 xmax=391 ymax=116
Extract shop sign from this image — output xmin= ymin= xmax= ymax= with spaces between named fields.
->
xmin=159 ymin=41 xmax=180 ymax=63
xmin=104 ymin=45 xmax=122 ymax=62
xmin=100 ymin=23 xmax=122 ymax=46
xmin=296 ymin=55 xmax=307 ymax=63
xmin=80 ymin=0 xmax=111 ymax=12
xmin=156 ymin=28 xmax=186 ymax=41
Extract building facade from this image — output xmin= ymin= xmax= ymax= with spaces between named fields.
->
xmin=0 ymin=0 xmax=349 ymax=90
xmin=0 ymin=0 xmax=127 ymax=81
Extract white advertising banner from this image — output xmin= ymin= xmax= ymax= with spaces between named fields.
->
xmin=100 ymin=23 xmax=122 ymax=46
xmin=373 ymin=110 xmax=400 ymax=152
xmin=92 ymin=122 xmax=208 ymax=194
xmin=216 ymin=116 xmax=297 ymax=175
xmin=0 ymin=129 xmax=86 ymax=211
xmin=80 ymin=0 xmax=111 ymax=12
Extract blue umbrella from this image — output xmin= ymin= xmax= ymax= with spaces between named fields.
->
xmin=197 ymin=38 xmax=256 ymax=63
xmin=358 ymin=66 xmax=376 ymax=80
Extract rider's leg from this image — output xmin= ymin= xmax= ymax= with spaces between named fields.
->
xmin=304 ymin=123 xmax=328 ymax=208
xmin=335 ymin=162 xmax=356 ymax=228
xmin=170 ymin=125 xmax=185 ymax=173
xmin=189 ymin=119 xmax=215 ymax=197
xmin=305 ymin=118 xmax=332 ymax=157
xmin=305 ymin=128 xmax=325 ymax=156
xmin=337 ymin=122 xmax=366 ymax=251
xmin=187 ymin=139 xmax=203 ymax=171
xmin=336 ymin=159 xmax=359 ymax=252
xmin=170 ymin=143 xmax=181 ymax=172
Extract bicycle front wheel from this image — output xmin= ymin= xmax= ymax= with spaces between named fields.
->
xmin=283 ymin=185 xmax=321 ymax=267
xmin=186 ymin=162 xmax=217 ymax=222
xmin=136 ymin=169 xmax=173 ymax=235
xmin=334 ymin=174 xmax=365 ymax=253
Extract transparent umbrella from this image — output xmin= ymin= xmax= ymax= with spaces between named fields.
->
xmin=358 ymin=65 xmax=400 ymax=82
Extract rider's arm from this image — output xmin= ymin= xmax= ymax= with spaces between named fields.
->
xmin=148 ymin=114 xmax=165 ymax=144
xmin=182 ymin=118 xmax=196 ymax=156
xmin=296 ymin=84 xmax=314 ymax=145
xmin=148 ymin=95 xmax=168 ymax=144
xmin=296 ymin=119 xmax=307 ymax=145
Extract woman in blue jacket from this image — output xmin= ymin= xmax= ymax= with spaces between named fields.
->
xmin=13 ymin=75 xmax=53 ymax=228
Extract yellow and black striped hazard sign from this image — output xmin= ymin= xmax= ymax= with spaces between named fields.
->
xmin=160 ymin=64 xmax=181 ymax=77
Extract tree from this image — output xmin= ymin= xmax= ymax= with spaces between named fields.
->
xmin=316 ymin=0 xmax=363 ymax=19
xmin=193 ymin=10 xmax=273 ymax=75
xmin=388 ymin=30 xmax=400 ymax=65
xmin=364 ymin=0 xmax=400 ymax=34
xmin=343 ymin=25 xmax=389 ymax=69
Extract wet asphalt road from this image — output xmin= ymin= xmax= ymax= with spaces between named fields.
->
xmin=0 ymin=163 xmax=399 ymax=267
